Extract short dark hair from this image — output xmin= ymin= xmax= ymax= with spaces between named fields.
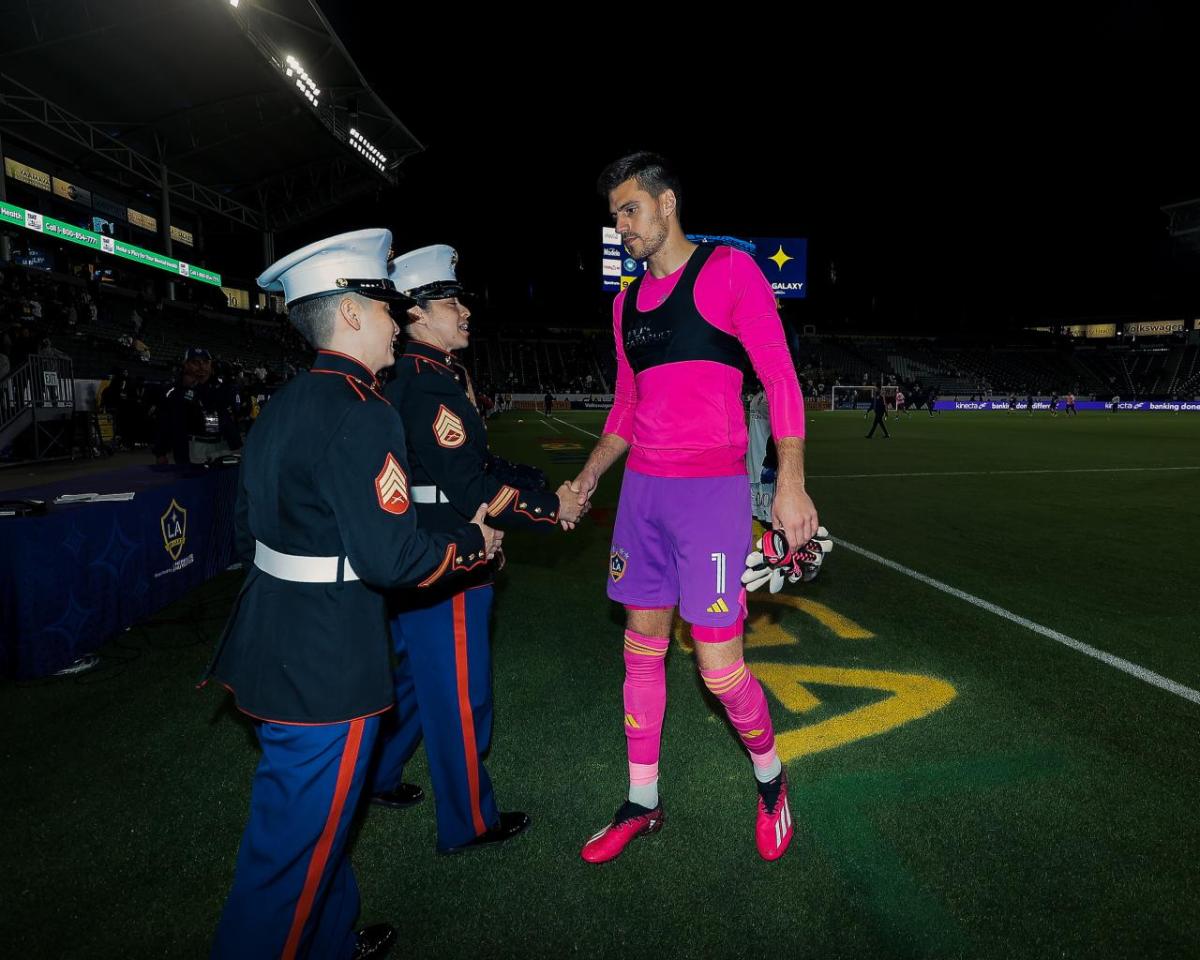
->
xmin=286 ymin=293 xmax=364 ymax=349
xmin=597 ymin=151 xmax=683 ymax=216
xmin=402 ymin=297 xmax=432 ymax=333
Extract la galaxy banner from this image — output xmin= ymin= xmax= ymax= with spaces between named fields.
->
xmin=603 ymin=229 xmax=807 ymax=297
xmin=751 ymin=237 xmax=807 ymax=299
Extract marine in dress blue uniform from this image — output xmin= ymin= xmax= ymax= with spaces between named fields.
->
xmin=369 ymin=244 xmax=582 ymax=853
xmin=204 ymin=230 xmax=500 ymax=959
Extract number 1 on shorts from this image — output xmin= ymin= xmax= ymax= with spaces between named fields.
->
xmin=711 ymin=552 xmax=726 ymax=595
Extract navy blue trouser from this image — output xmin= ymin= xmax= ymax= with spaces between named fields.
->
xmin=371 ymin=585 xmax=499 ymax=850
xmin=212 ymin=716 xmax=380 ymax=959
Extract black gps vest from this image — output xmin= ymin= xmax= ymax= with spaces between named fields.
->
xmin=620 ymin=244 xmax=747 ymax=374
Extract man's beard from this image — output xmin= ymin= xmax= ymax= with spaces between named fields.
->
xmin=630 ymin=215 xmax=669 ymax=260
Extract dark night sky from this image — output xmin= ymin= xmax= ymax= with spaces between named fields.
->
xmin=301 ymin=3 xmax=1200 ymax=333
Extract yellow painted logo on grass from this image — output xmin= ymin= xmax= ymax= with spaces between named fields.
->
xmin=672 ymin=592 xmax=956 ymax=759
xmin=756 ymin=663 xmax=957 ymax=761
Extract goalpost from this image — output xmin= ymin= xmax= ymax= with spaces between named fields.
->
xmin=830 ymin=385 xmax=898 ymax=411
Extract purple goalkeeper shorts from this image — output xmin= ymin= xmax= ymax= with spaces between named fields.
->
xmin=607 ymin=469 xmax=751 ymax=629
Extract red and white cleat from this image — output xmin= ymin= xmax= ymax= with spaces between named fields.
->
xmin=755 ymin=772 xmax=793 ymax=861
xmin=580 ymin=801 xmax=664 ymax=864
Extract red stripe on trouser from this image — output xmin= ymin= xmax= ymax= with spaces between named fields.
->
xmin=454 ymin=593 xmax=488 ymax=837
xmin=281 ymin=718 xmax=364 ymax=960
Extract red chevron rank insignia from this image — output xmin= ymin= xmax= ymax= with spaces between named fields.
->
xmin=433 ymin=404 xmax=466 ymax=448
xmin=375 ymin=452 xmax=411 ymax=515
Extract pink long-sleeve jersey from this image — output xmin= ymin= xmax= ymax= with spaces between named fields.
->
xmin=603 ymin=244 xmax=805 ymax=478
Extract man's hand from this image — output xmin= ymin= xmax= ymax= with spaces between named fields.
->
xmin=470 ymin=503 xmax=504 ymax=559
xmin=562 ymin=470 xmax=597 ymax=530
xmin=556 ymin=482 xmax=587 ymax=529
xmin=571 ymin=469 xmax=598 ymax=506
xmin=771 ymin=481 xmax=818 ymax=552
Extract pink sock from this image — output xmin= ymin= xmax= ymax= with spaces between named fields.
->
xmin=623 ymin=631 xmax=670 ymax=799
xmin=700 ymin=659 xmax=779 ymax=774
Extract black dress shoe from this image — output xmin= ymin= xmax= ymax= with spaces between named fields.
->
xmin=370 ymin=783 xmax=425 ymax=809
xmin=352 ymin=923 xmax=396 ymax=960
xmin=439 ymin=811 xmax=531 ymax=855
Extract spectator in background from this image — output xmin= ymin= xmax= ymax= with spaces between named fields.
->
xmin=101 ymin=370 xmax=130 ymax=446
xmin=0 ymin=348 xmax=9 ymax=420
xmin=10 ymin=327 xmax=33 ymax=366
xmin=38 ymin=337 xmax=69 ymax=361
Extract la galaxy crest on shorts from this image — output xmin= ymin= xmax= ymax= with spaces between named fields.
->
xmin=609 ymin=546 xmax=630 ymax=583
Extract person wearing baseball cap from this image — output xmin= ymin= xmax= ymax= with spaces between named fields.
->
xmin=205 ymin=229 xmax=503 ymax=960
xmin=152 ymin=346 xmax=224 ymax=465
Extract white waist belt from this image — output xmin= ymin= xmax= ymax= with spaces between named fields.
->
xmin=253 ymin=540 xmax=359 ymax=583
xmin=412 ymin=485 xmax=450 ymax=504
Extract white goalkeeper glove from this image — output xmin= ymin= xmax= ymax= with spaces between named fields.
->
xmin=741 ymin=526 xmax=833 ymax=593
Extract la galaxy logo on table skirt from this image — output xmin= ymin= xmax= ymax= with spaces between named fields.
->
xmin=160 ymin=498 xmax=187 ymax=561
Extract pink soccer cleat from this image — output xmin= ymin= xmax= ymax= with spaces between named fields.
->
xmin=580 ymin=801 xmax=664 ymax=864
xmin=755 ymin=772 xmax=793 ymax=861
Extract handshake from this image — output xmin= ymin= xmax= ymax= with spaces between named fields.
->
xmin=556 ymin=469 xmax=597 ymax=531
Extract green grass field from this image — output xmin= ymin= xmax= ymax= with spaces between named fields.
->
xmin=3 ymin=408 xmax=1199 ymax=959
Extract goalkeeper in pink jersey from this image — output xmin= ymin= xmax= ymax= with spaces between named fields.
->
xmin=566 ymin=153 xmax=819 ymax=863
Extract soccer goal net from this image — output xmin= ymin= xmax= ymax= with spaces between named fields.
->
xmin=830 ymin=385 xmax=898 ymax=410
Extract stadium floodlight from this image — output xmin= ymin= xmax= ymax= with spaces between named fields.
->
xmin=348 ymin=127 xmax=387 ymax=172
xmin=281 ymin=55 xmax=320 ymax=105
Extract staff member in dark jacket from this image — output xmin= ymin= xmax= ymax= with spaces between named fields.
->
xmin=369 ymin=244 xmax=585 ymax=853
xmin=866 ymin=391 xmax=890 ymax=438
xmin=153 ymin=348 xmax=243 ymax=464
xmin=205 ymin=229 xmax=502 ymax=960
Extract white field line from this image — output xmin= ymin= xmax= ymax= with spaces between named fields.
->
xmin=837 ymin=538 xmax=1200 ymax=706
xmin=811 ymin=466 xmax=1200 ymax=480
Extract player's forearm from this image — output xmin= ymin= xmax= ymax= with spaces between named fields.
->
xmin=775 ymin=437 xmax=807 ymax=489
xmin=581 ymin=432 xmax=629 ymax=481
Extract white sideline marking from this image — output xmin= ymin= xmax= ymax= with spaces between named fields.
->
xmin=540 ymin=418 xmax=561 ymax=434
xmin=811 ymin=466 xmax=1200 ymax=480
xmin=837 ymin=538 xmax=1200 ymax=706
xmin=551 ymin=416 xmax=600 ymax=440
